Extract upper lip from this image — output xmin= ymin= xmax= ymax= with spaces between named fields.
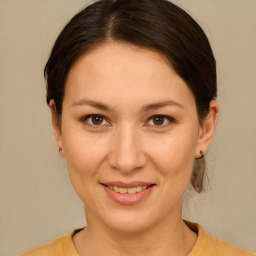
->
xmin=101 ymin=181 xmax=155 ymax=188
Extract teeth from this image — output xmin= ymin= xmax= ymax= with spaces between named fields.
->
xmin=136 ymin=186 xmax=142 ymax=192
xmin=119 ymin=187 xmax=127 ymax=193
xmin=107 ymin=185 xmax=150 ymax=194
xmin=127 ymin=187 xmax=137 ymax=194
xmin=113 ymin=186 xmax=119 ymax=192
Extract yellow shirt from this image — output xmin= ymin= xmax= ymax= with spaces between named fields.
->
xmin=20 ymin=222 xmax=255 ymax=256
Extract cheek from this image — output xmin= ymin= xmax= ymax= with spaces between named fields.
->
xmin=64 ymin=135 xmax=107 ymax=175
xmin=147 ymin=132 xmax=197 ymax=210
xmin=148 ymin=129 xmax=198 ymax=179
xmin=61 ymin=121 xmax=110 ymax=189
xmin=62 ymin=133 xmax=109 ymax=204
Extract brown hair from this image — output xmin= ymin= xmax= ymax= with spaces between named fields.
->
xmin=44 ymin=0 xmax=217 ymax=193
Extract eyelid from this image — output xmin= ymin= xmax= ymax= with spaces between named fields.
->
xmin=81 ymin=114 xmax=175 ymax=129
xmin=81 ymin=114 xmax=111 ymax=127
xmin=146 ymin=115 xmax=175 ymax=128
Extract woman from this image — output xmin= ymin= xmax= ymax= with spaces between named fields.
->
xmin=20 ymin=0 xmax=254 ymax=255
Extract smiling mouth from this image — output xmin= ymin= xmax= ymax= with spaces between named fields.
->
xmin=101 ymin=184 xmax=155 ymax=194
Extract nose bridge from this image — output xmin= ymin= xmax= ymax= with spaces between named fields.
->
xmin=108 ymin=123 xmax=146 ymax=173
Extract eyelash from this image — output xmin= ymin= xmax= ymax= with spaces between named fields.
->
xmin=81 ymin=114 xmax=110 ymax=128
xmin=146 ymin=115 xmax=175 ymax=128
xmin=81 ymin=114 xmax=175 ymax=129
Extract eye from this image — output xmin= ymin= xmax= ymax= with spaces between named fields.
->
xmin=147 ymin=115 xmax=174 ymax=127
xmin=82 ymin=114 xmax=110 ymax=126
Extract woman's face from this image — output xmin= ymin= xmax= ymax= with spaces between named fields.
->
xmin=53 ymin=42 xmax=215 ymax=232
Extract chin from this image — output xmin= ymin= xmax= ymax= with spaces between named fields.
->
xmin=107 ymin=219 xmax=152 ymax=234
xmin=99 ymin=208 xmax=160 ymax=234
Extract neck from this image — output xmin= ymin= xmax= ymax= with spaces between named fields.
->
xmin=73 ymin=207 xmax=197 ymax=256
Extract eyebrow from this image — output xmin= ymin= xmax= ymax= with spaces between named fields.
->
xmin=72 ymin=99 xmax=110 ymax=111
xmin=72 ymin=99 xmax=184 ymax=111
xmin=141 ymin=100 xmax=184 ymax=111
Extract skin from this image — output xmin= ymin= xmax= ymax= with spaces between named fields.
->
xmin=50 ymin=42 xmax=218 ymax=256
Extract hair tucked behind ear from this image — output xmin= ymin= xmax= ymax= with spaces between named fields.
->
xmin=191 ymin=157 xmax=207 ymax=193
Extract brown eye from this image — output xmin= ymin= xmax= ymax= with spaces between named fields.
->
xmin=152 ymin=116 xmax=165 ymax=125
xmin=84 ymin=115 xmax=109 ymax=126
xmin=91 ymin=115 xmax=104 ymax=125
xmin=147 ymin=115 xmax=173 ymax=127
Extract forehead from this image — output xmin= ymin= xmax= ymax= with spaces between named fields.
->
xmin=64 ymin=42 xmax=195 ymax=109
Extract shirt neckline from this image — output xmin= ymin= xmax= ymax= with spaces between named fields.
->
xmin=64 ymin=220 xmax=206 ymax=256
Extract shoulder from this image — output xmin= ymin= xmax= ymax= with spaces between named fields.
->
xmin=19 ymin=236 xmax=64 ymax=256
xmin=185 ymin=221 xmax=255 ymax=256
xmin=19 ymin=232 xmax=79 ymax=256
xmin=207 ymin=235 xmax=255 ymax=256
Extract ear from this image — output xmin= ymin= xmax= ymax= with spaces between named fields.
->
xmin=49 ymin=100 xmax=66 ymax=158
xmin=195 ymin=100 xmax=219 ymax=158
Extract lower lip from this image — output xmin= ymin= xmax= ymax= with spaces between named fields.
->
xmin=103 ymin=185 xmax=155 ymax=205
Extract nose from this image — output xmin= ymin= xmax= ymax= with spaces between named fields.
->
xmin=107 ymin=125 xmax=147 ymax=174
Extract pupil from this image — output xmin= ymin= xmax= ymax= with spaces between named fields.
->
xmin=92 ymin=116 xmax=103 ymax=125
xmin=153 ymin=116 xmax=164 ymax=125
